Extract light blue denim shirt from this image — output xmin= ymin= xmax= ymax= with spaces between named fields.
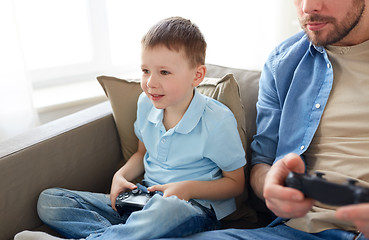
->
xmin=134 ymin=89 xmax=246 ymax=220
xmin=251 ymin=31 xmax=334 ymax=166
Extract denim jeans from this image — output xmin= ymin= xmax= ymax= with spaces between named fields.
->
xmin=37 ymin=188 xmax=220 ymax=239
xmin=158 ymin=218 xmax=368 ymax=240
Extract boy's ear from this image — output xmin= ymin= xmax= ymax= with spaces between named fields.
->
xmin=192 ymin=65 xmax=206 ymax=87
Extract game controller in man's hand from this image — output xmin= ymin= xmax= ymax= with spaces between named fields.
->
xmin=285 ymin=171 xmax=369 ymax=206
xmin=115 ymin=184 xmax=155 ymax=216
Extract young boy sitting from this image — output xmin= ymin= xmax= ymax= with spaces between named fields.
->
xmin=26 ymin=16 xmax=246 ymax=240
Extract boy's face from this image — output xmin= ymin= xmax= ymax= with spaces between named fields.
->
xmin=141 ymin=45 xmax=203 ymax=113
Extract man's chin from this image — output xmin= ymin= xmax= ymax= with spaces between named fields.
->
xmin=305 ymin=31 xmax=331 ymax=46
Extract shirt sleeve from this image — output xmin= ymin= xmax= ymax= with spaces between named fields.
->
xmin=250 ymin=51 xmax=281 ymax=166
xmin=204 ymin=111 xmax=246 ymax=172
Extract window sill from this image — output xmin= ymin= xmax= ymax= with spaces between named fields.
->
xmin=33 ymin=80 xmax=107 ymax=114
xmin=32 ymin=69 xmax=141 ymax=123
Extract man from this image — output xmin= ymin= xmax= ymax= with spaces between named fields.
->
xmin=159 ymin=0 xmax=369 ymax=239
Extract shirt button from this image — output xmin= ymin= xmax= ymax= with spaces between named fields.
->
xmin=315 ymin=103 xmax=321 ymax=109
xmin=161 ymin=138 xmax=167 ymax=144
xmin=327 ymin=63 xmax=331 ymax=68
xmin=300 ymin=145 xmax=305 ymax=150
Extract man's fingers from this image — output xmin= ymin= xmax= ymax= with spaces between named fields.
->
xmin=264 ymin=184 xmax=304 ymax=201
xmin=336 ymin=204 xmax=369 ymax=221
xmin=283 ymin=153 xmax=306 ymax=174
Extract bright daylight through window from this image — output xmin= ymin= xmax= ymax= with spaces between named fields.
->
xmin=0 ymin=0 xmax=299 ymax=141
xmin=14 ymin=0 xmax=299 ymax=86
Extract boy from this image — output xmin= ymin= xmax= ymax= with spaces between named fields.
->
xmin=28 ymin=17 xmax=245 ymax=240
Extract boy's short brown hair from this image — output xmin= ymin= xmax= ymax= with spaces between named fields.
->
xmin=141 ymin=16 xmax=207 ymax=68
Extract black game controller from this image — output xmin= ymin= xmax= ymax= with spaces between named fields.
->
xmin=285 ymin=171 xmax=369 ymax=206
xmin=115 ymin=184 xmax=154 ymax=216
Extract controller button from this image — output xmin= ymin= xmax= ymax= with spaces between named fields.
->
xmin=315 ymin=172 xmax=325 ymax=178
xmin=348 ymin=179 xmax=358 ymax=185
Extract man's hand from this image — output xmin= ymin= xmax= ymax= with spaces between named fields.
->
xmin=263 ymin=153 xmax=315 ymax=218
xmin=336 ymin=204 xmax=369 ymax=238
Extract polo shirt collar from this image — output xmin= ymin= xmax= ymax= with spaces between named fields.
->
xmin=147 ymin=88 xmax=206 ymax=134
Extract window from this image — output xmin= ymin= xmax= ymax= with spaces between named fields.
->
xmin=14 ymin=0 xmax=299 ymax=86
xmin=12 ymin=0 xmax=300 ymax=117
xmin=2 ymin=0 xmax=301 ymax=138
xmin=106 ymin=0 xmax=300 ymax=72
xmin=14 ymin=0 xmax=98 ymax=86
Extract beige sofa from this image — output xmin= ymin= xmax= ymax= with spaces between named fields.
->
xmin=0 ymin=64 xmax=271 ymax=240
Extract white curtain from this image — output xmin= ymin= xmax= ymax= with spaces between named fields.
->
xmin=0 ymin=0 xmax=39 ymax=142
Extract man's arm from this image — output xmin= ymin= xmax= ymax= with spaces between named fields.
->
xmin=250 ymin=163 xmax=270 ymax=201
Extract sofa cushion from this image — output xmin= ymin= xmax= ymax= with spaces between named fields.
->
xmin=97 ymin=76 xmax=142 ymax=163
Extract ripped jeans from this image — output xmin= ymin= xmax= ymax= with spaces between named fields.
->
xmin=37 ymin=188 xmax=220 ymax=240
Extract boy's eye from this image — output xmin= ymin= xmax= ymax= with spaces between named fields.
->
xmin=142 ymin=69 xmax=149 ymax=74
xmin=160 ymin=70 xmax=170 ymax=75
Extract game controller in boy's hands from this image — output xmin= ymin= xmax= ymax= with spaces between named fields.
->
xmin=285 ymin=171 xmax=369 ymax=206
xmin=115 ymin=183 xmax=161 ymax=216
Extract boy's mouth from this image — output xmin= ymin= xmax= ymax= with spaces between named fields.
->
xmin=149 ymin=93 xmax=164 ymax=101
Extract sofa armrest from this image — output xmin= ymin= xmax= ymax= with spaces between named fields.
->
xmin=0 ymin=101 xmax=122 ymax=240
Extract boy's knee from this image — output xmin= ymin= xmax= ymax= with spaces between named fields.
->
xmin=37 ymin=188 xmax=56 ymax=222
xmin=38 ymin=188 xmax=63 ymax=206
xmin=37 ymin=188 xmax=72 ymax=222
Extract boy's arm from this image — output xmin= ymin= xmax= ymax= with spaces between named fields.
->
xmin=148 ymin=167 xmax=245 ymax=201
xmin=110 ymin=140 xmax=146 ymax=210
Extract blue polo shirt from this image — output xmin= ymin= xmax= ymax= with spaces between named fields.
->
xmin=134 ymin=89 xmax=246 ymax=219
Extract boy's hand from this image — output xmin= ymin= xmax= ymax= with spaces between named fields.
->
xmin=109 ymin=140 xmax=146 ymax=211
xmin=110 ymin=173 xmax=137 ymax=211
xmin=148 ymin=181 xmax=192 ymax=201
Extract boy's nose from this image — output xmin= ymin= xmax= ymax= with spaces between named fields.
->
xmin=147 ymin=75 xmax=158 ymax=88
